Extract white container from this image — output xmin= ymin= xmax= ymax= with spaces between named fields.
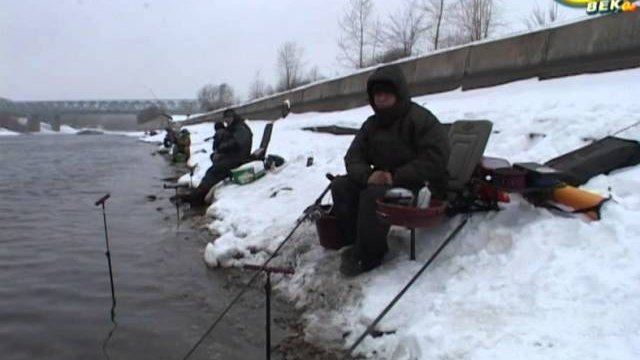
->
xmin=417 ymin=185 xmax=431 ymax=209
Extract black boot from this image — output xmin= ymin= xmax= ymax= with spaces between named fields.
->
xmin=339 ymin=246 xmax=383 ymax=277
xmin=188 ymin=187 xmax=208 ymax=207
xmin=169 ymin=192 xmax=192 ymax=204
xmin=339 ymin=246 xmax=362 ymax=277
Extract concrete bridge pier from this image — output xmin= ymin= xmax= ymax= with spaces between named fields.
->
xmin=51 ymin=115 xmax=61 ymax=132
xmin=27 ymin=115 xmax=41 ymax=132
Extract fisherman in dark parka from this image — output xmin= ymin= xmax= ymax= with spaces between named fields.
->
xmin=331 ymin=64 xmax=451 ymax=276
xmin=213 ymin=121 xmax=227 ymax=149
xmin=163 ymin=126 xmax=177 ymax=148
xmin=204 ymin=121 xmax=227 ymax=162
xmin=188 ymin=108 xmax=252 ymax=205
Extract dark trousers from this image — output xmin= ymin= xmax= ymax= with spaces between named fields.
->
xmin=331 ymin=176 xmax=391 ymax=266
xmin=191 ymin=158 xmax=242 ymax=204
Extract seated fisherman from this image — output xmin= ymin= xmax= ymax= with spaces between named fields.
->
xmin=163 ymin=126 xmax=176 ymax=148
xmin=187 ymin=108 xmax=253 ymax=205
xmin=331 ymin=64 xmax=451 ymax=276
xmin=210 ymin=121 xmax=227 ymax=163
xmin=172 ymin=128 xmax=191 ymax=163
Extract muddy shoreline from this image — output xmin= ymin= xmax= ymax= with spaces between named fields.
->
xmin=162 ymin=161 xmax=353 ymax=360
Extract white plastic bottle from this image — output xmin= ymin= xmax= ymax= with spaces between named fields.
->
xmin=417 ymin=183 xmax=431 ymax=209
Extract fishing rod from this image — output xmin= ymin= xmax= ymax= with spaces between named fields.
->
xmin=344 ymin=214 xmax=471 ymax=358
xmin=146 ymin=86 xmax=174 ymax=121
xmin=181 ymin=173 xmax=335 ymax=360
xmin=580 ymin=119 xmax=640 ymax=143
xmin=610 ymin=119 xmax=640 ymax=138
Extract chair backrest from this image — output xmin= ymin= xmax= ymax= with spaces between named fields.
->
xmin=249 ymin=122 xmax=274 ymax=161
xmin=447 ymin=120 xmax=493 ymax=190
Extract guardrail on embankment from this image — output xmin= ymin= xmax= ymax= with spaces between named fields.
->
xmin=183 ymin=11 xmax=640 ymax=125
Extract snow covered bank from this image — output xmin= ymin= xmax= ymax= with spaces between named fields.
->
xmin=0 ymin=128 xmax=19 ymax=136
xmin=0 ymin=124 xmax=79 ymax=135
xmin=148 ymin=68 xmax=640 ymax=359
xmin=38 ymin=123 xmax=79 ymax=134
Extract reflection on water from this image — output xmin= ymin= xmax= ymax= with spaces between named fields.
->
xmin=0 ymin=135 xmax=285 ymax=360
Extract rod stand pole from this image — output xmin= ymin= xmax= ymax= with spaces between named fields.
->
xmin=95 ymin=194 xmax=116 ymax=311
xmin=265 ymin=272 xmax=271 ymax=360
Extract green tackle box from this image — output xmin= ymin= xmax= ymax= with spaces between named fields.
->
xmin=230 ymin=163 xmax=266 ymax=185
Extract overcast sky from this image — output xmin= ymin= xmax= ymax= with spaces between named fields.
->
xmin=0 ymin=0 xmax=586 ymax=101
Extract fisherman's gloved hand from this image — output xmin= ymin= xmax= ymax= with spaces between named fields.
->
xmin=368 ymin=171 xmax=393 ymax=186
xmin=303 ymin=204 xmax=325 ymax=221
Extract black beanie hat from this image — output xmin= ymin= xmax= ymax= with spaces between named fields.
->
xmin=223 ymin=108 xmax=236 ymax=119
xmin=370 ymin=81 xmax=397 ymax=96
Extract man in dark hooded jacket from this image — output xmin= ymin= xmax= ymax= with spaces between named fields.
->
xmin=188 ymin=108 xmax=253 ymax=205
xmin=331 ymin=64 xmax=450 ymax=276
xmin=163 ymin=126 xmax=176 ymax=148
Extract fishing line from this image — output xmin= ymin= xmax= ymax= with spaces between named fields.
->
xmin=101 ymin=313 xmax=118 ymax=360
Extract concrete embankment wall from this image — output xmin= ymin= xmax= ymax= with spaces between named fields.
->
xmin=184 ymin=12 xmax=640 ymax=125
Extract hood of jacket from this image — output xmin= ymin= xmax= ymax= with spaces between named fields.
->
xmin=366 ymin=64 xmax=412 ymax=127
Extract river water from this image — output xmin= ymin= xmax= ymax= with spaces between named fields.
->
xmin=0 ymin=134 xmax=287 ymax=360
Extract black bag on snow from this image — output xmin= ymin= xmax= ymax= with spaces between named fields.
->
xmin=545 ymin=136 xmax=640 ymax=186
xmin=264 ymin=154 xmax=285 ymax=169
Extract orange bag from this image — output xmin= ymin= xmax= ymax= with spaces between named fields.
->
xmin=551 ymin=185 xmax=608 ymax=221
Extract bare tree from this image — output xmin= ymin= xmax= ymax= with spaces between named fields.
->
xmin=218 ymin=83 xmax=235 ymax=105
xmin=382 ymin=0 xmax=430 ymax=58
xmin=276 ymin=41 xmax=305 ymax=91
xmin=452 ymin=0 xmax=499 ymax=43
xmin=248 ymin=70 xmax=268 ymax=100
xmin=290 ymin=65 xmax=325 ymax=89
xmin=306 ymin=66 xmax=325 ymax=83
xmin=197 ymin=83 xmax=236 ymax=111
xmin=377 ymin=48 xmax=409 ymax=64
xmin=337 ymin=0 xmax=375 ymax=69
xmin=264 ymin=84 xmax=275 ymax=97
xmin=368 ymin=18 xmax=385 ymax=64
xmin=422 ymin=0 xmax=446 ymax=50
xmin=178 ymin=99 xmax=196 ymax=116
xmin=523 ymin=1 xmax=561 ymax=30
xmin=137 ymin=105 xmax=170 ymax=124
xmin=197 ymin=85 xmax=216 ymax=111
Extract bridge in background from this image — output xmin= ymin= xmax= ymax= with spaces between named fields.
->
xmin=0 ymin=98 xmax=199 ymax=132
